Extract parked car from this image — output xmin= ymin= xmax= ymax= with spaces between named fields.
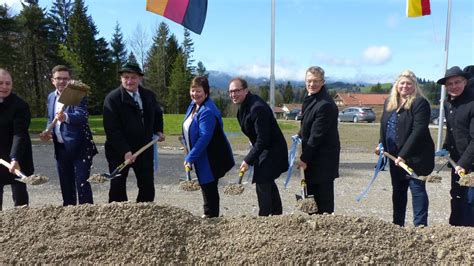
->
xmin=338 ymin=107 xmax=376 ymax=123
xmin=295 ymin=111 xmax=303 ymax=121
xmin=285 ymin=109 xmax=301 ymax=120
xmin=430 ymin=108 xmax=446 ymax=125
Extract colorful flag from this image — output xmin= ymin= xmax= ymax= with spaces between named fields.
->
xmin=146 ymin=0 xmax=208 ymax=34
xmin=406 ymin=0 xmax=431 ymax=17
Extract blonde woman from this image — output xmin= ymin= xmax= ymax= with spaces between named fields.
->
xmin=377 ymin=70 xmax=434 ymax=226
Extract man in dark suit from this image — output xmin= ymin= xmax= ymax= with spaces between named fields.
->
xmin=229 ymin=77 xmax=288 ymax=216
xmin=0 ymin=68 xmax=33 ymax=210
xmin=296 ymin=66 xmax=340 ymax=214
xmin=40 ymin=65 xmax=97 ymax=206
xmin=103 ymin=62 xmax=164 ymax=203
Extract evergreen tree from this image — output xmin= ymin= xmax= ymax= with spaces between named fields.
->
xmin=196 ymin=61 xmax=208 ymax=77
xmin=15 ymin=0 xmax=58 ymax=116
xmin=283 ymin=81 xmax=294 ymax=103
xmin=145 ymin=22 xmax=169 ymax=107
xmin=48 ymin=0 xmax=72 ymax=44
xmin=67 ymin=0 xmax=113 ymax=114
xmin=0 ymin=4 xmax=18 ymax=68
xmin=127 ymin=51 xmax=138 ymax=65
xmin=168 ymin=53 xmax=189 ymax=113
xmin=370 ymin=83 xmax=383 ymax=93
xmin=258 ymin=83 xmax=269 ymax=101
xmin=181 ymin=28 xmax=194 ymax=70
xmin=110 ymin=21 xmax=127 ymax=81
xmin=165 ymin=34 xmax=180 ymax=87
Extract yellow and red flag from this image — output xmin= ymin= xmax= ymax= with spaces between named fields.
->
xmin=146 ymin=0 xmax=208 ymax=34
xmin=407 ymin=0 xmax=431 ymax=17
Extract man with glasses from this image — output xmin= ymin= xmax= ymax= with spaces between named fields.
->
xmin=296 ymin=66 xmax=340 ymax=214
xmin=40 ymin=65 xmax=97 ymax=206
xmin=228 ymin=77 xmax=288 ymax=216
xmin=437 ymin=66 xmax=474 ymax=226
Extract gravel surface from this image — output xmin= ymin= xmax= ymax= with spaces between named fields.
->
xmin=1 ymin=144 xmax=472 ymax=263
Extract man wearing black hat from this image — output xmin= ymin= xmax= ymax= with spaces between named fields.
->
xmin=437 ymin=66 xmax=474 ymax=227
xmin=103 ymin=62 xmax=164 ymax=203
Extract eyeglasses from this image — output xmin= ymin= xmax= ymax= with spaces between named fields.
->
xmin=53 ymin=77 xmax=70 ymax=82
xmin=228 ymin=88 xmax=245 ymax=95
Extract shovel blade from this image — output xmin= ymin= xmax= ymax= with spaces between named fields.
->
xmin=295 ymin=194 xmax=303 ymax=201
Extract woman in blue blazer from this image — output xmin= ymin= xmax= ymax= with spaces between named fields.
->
xmin=182 ymin=76 xmax=234 ymax=218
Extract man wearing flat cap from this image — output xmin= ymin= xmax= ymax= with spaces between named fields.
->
xmin=437 ymin=66 xmax=474 ymax=227
xmin=103 ymin=62 xmax=165 ymax=203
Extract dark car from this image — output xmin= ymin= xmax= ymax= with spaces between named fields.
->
xmin=338 ymin=107 xmax=376 ymax=123
xmin=430 ymin=108 xmax=446 ymax=125
xmin=285 ymin=109 xmax=301 ymax=120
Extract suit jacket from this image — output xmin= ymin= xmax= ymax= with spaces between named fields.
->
xmin=46 ymin=91 xmax=97 ymax=160
xmin=299 ymin=87 xmax=340 ymax=184
xmin=103 ymin=85 xmax=163 ymax=163
xmin=443 ymin=88 xmax=474 ymax=171
xmin=184 ymin=98 xmax=234 ymax=184
xmin=237 ymin=93 xmax=288 ymax=183
xmin=380 ymin=96 xmax=435 ymax=176
xmin=0 ymin=93 xmax=34 ymax=185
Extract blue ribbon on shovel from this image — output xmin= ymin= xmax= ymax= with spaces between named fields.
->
xmin=284 ymin=135 xmax=301 ymax=189
xmin=153 ymin=134 xmax=159 ymax=173
xmin=356 ymin=143 xmax=384 ymax=202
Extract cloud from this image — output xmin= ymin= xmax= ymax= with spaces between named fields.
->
xmin=362 ymin=46 xmax=392 ymax=65
xmin=229 ymin=62 xmax=305 ymax=80
xmin=313 ymin=53 xmax=358 ymax=67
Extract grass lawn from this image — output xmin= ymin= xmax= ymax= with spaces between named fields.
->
xmin=30 ymin=116 xmax=444 ymax=153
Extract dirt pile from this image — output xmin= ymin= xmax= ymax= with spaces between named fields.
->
xmin=0 ymin=203 xmax=473 ymax=264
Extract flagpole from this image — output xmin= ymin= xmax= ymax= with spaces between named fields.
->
xmin=270 ymin=0 xmax=275 ymax=114
xmin=436 ymin=0 xmax=452 ymax=151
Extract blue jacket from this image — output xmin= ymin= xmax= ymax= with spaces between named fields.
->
xmin=46 ymin=92 xmax=97 ymax=159
xmin=183 ymin=98 xmax=234 ymax=184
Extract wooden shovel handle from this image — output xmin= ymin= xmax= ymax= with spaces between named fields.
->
xmin=0 ymin=159 xmax=27 ymax=179
xmin=383 ymin=152 xmax=415 ymax=176
xmin=132 ymin=138 xmax=160 ymax=158
xmin=447 ymin=157 xmax=467 ymax=177
xmin=45 ymin=105 xmax=66 ymax=133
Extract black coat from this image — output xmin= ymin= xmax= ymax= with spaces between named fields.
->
xmin=103 ymin=85 xmax=163 ymax=162
xmin=443 ymin=88 xmax=474 ymax=171
xmin=0 ymin=93 xmax=34 ymax=185
xmin=237 ymin=93 xmax=288 ymax=183
xmin=380 ymin=97 xmax=435 ymax=176
xmin=299 ymin=87 xmax=340 ymax=184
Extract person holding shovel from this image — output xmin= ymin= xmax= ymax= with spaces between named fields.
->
xmin=0 ymin=68 xmax=33 ymax=210
xmin=296 ymin=66 xmax=340 ymax=215
xmin=182 ymin=76 xmax=234 ymax=218
xmin=229 ymin=77 xmax=288 ymax=216
xmin=437 ymin=66 xmax=474 ymax=227
xmin=377 ymin=70 xmax=434 ymax=227
xmin=103 ymin=62 xmax=164 ymax=203
xmin=40 ymin=65 xmax=97 ymax=206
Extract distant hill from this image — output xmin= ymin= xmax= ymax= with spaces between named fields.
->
xmin=208 ymin=70 xmax=366 ymax=91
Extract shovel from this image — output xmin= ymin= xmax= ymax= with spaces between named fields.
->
xmin=178 ymin=165 xmax=200 ymax=191
xmin=88 ymin=138 xmax=159 ymax=183
xmin=446 ymin=157 xmax=474 ymax=187
xmin=383 ymin=152 xmax=424 ymax=181
xmin=223 ymin=170 xmax=246 ymax=195
xmin=295 ymin=166 xmax=318 ymax=214
xmin=0 ymin=159 xmax=48 ymax=185
xmin=42 ymin=80 xmax=89 ymax=134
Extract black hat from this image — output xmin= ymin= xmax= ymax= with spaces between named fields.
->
xmin=118 ymin=62 xmax=144 ymax=76
xmin=463 ymin=65 xmax=474 ymax=77
xmin=437 ymin=66 xmax=470 ymax=85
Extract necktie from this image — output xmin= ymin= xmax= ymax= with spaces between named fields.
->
xmin=133 ymin=92 xmax=143 ymax=110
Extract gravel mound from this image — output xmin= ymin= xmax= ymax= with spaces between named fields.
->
xmin=1 ymin=203 xmax=473 ymax=264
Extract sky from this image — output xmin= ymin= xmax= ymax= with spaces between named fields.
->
xmin=2 ymin=0 xmax=473 ymax=84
